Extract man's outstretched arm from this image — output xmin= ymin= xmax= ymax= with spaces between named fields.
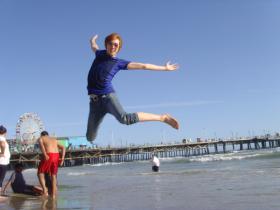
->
xmin=90 ymin=35 xmax=99 ymax=53
xmin=127 ymin=61 xmax=179 ymax=71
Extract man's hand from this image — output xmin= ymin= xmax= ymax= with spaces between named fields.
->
xmin=90 ymin=34 xmax=99 ymax=52
xmin=60 ymin=159 xmax=64 ymax=166
xmin=165 ymin=61 xmax=179 ymax=71
xmin=44 ymin=154 xmax=49 ymax=161
xmin=90 ymin=34 xmax=98 ymax=44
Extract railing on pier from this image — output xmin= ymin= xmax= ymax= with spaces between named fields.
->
xmin=9 ymin=137 xmax=280 ymax=168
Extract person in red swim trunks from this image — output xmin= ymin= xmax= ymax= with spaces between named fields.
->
xmin=37 ymin=131 xmax=65 ymax=198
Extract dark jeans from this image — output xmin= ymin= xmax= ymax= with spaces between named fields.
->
xmin=0 ymin=164 xmax=7 ymax=188
xmin=13 ymin=184 xmax=38 ymax=196
xmin=86 ymin=92 xmax=139 ymax=142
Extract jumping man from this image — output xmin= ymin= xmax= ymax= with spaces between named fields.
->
xmin=86 ymin=33 xmax=179 ymax=142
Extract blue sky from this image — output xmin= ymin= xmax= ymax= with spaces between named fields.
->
xmin=1 ymin=0 xmax=280 ymax=146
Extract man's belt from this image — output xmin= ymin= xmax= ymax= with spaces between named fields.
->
xmin=90 ymin=94 xmax=107 ymax=101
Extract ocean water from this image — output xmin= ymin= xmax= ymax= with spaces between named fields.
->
xmin=1 ymin=148 xmax=280 ymax=210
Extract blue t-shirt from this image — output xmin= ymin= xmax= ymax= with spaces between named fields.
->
xmin=87 ymin=50 xmax=130 ymax=95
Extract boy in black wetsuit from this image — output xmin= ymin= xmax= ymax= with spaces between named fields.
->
xmin=2 ymin=163 xmax=43 ymax=196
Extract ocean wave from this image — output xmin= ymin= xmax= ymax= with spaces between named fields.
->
xmin=153 ymin=149 xmax=280 ymax=163
xmin=188 ymin=153 xmax=260 ymax=162
xmin=23 ymin=168 xmax=37 ymax=174
xmin=90 ymin=162 xmax=124 ymax=167
xmin=67 ymin=172 xmax=91 ymax=176
xmin=139 ymin=153 xmax=257 ymax=163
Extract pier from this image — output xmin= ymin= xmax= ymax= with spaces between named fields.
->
xmin=9 ymin=137 xmax=280 ymax=168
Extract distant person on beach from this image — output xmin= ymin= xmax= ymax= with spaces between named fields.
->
xmin=2 ymin=163 xmax=43 ymax=196
xmin=37 ymin=131 xmax=65 ymax=198
xmin=86 ymin=33 xmax=179 ymax=142
xmin=151 ymin=154 xmax=160 ymax=172
xmin=0 ymin=125 xmax=10 ymax=195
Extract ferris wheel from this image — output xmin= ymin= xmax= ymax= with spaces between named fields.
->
xmin=16 ymin=113 xmax=45 ymax=145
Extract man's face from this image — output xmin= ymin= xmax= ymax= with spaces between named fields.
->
xmin=106 ymin=39 xmax=120 ymax=57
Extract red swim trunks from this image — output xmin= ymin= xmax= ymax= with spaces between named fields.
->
xmin=38 ymin=153 xmax=60 ymax=175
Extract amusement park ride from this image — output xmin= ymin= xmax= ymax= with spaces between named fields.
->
xmin=15 ymin=112 xmax=45 ymax=151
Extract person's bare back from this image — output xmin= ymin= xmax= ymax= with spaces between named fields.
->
xmin=41 ymin=136 xmax=59 ymax=154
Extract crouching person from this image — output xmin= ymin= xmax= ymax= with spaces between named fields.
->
xmin=2 ymin=163 xmax=43 ymax=196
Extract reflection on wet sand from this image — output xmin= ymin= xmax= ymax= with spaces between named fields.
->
xmin=41 ymin=197 xmax=57 ymax=210
xmin=9 ymin=196 xmax=37 ymax=210
xmin=0 ymin=195 xmax=9 ymax=203
xmin=7 ymin=196 xmax=57 ymax=210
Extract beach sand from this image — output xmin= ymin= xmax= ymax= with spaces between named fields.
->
xmin=1 ymin=149 xmax=280 ymax=210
